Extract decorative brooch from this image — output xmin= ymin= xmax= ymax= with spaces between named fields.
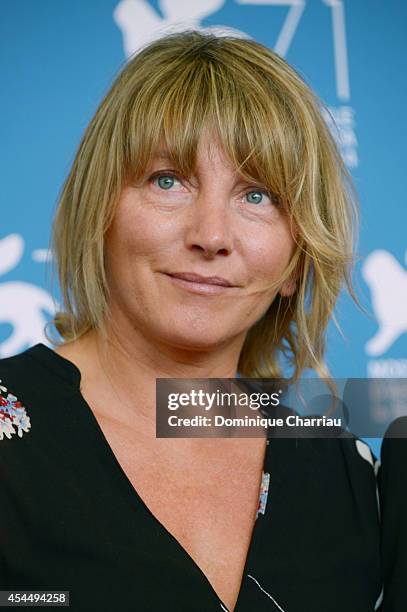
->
xmin=0 ymin=379 xmax=31 ymax=440
xmin=256 ymin=471 xmax=270 ymax=518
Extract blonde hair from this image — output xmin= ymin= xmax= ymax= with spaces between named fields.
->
xmin=47 ymin=30 xmax=360 ymax=382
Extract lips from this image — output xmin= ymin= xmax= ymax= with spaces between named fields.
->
xmin=165 ymin=272 xmax=234 ymax=287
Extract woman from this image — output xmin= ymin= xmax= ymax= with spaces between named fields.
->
xmin=0 ymin=31 xmax=383 ymax=611
xmin=378 ymin=417 xmax=407 ymax=611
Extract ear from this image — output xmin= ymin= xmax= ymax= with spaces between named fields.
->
xmin=279 ymin=249 xmax=304 ymax=297
xmin=279 ymin=277 xmax=297 ymax=298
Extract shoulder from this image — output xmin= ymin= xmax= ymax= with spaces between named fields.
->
xmin=378 ymin=417 xmax=407 ymax=498
xmin=378 ymin=417 xmax=407 ymax=492
xmin=0 ymin=349 xmax=39 ymax=442
xmin=381 ymin=416 xmax=407 ymax=454
xmin=0 ymin=344 xmax=78 ymax=446
xmin=0 ymin=348 xmax=37 ymax=386
xmin=308 ymin=434 xmax=380 ymax=488
xmin=339 ymin=433 xmax=380 ymax=472
xmin=267 ymin=402 xmax=380 ymax=480
xmin=271 ymin=430 xmax=380 ymax=508
xmin=377 ymin=417 xmax=407 ymax=610
xmin=271 ymin=411 xmax=380 ymax=473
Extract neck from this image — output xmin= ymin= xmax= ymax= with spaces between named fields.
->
xmin=67 ymin=318 xmax=246 ymax=440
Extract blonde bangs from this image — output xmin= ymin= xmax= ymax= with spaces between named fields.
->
xmin=123 ymin=38 xmax=305 ymax=211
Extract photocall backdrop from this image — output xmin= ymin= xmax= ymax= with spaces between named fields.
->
xmin=1 ymin=1 xmax=406 ymax=457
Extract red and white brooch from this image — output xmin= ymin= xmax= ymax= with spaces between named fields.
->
xmin=0 ymin=379 xmax=31 ymax=440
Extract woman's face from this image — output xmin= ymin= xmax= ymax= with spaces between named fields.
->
xmin=104 ymin=133 xmax=297 ymax=352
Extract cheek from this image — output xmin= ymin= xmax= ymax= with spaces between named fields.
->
xmin=247 ymin=225 xmax=296 ymax=281
xmin=106 ymin=197 xmax=175 ymax=266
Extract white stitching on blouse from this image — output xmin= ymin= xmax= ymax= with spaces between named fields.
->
xmin=247 ymin=574 xmax=286 ymax=611
xmin=355 ymin=440 xmax=381 ymax=519
xmin=374 ymin=585 xmax=384 ymax=610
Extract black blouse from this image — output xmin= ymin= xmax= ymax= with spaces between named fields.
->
xmin=377 ymin=416 xmax=407 ymax=611
xmin=0 ymin=344 xmax=387 ymax=611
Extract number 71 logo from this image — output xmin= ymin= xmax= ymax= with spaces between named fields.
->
xmin=236 ymin=0 xmax=350 ymax=101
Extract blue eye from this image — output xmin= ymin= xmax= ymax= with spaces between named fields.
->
xmin=247 ymin=191 xmax=263 ymax=204
xmin=156 ymin=175 xmax=176 ymax=190
xmin=246 ymin=190 xmax=265 ymax=205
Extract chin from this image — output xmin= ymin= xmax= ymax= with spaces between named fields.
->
xmin=156 ymin=322 xmax=233 ymax=350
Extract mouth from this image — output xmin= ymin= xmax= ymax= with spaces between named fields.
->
xmin=166 ymin=272 xmax=235 ymax=286
xmin=162 ymin=272 xmax=237 ymax=295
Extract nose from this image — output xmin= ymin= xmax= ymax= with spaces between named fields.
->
xmin=184 ymin=192 xmax=234 ymax=258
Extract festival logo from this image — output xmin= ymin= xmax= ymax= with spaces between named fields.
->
xmin=362 ymin=249 xmax=407 ymax=357
xmin=114 ymin=0 xmax=358 ymax=169
xmin=0 ymin=234 xmax=56 ymax=358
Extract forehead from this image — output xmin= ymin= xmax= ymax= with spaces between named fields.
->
xmin=151 ymin=133 xmax=242 ymax=175
xmin=153 ymin=149 xmax=173 ymax=160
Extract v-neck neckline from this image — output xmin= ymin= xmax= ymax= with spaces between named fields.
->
xmin=26 ymin=343 xmax=272 ymax=612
